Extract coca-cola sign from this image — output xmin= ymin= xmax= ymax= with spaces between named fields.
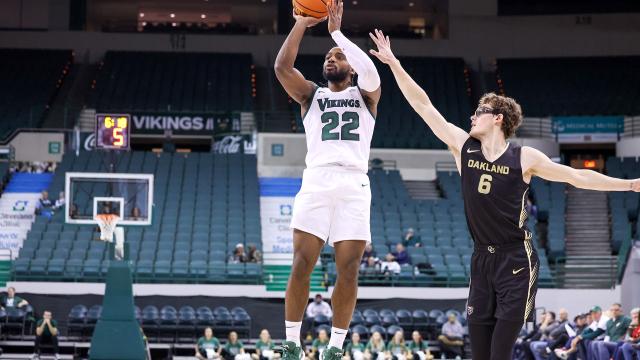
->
xmin=213 ymin=134 xmax=256 ymax=154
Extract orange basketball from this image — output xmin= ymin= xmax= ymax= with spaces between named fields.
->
xmin=293 ymin=0 xmax=329 ymax=19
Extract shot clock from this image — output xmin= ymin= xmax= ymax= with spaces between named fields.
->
xmin=95 ymin=113 xmax=131 ymax=150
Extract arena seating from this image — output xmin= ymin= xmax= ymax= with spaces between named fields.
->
xmin=89 ymin=51 xmax=254 ymax=112
xmin=496 ymin=56 xmax=640 ymax=116
xmin=67 ymin=304 xmax=251 ymax=342
xmin=287 ymin=55 xmax=472 ymax=149
xmin=0 ymin=49 xmax=72 ymax=139
xmin=324 ymin=169 xmax=554 ymax=287
xmin=14 ymin=151 xmax=262 ymax=283
xmin=530 ymin=178 xmax=567 ymax=260
xmin=606 ymin=157 xmax=639 ymax=253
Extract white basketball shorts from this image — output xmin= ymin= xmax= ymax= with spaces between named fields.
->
xmin=290 ymin=167 xmax=371 ymax=246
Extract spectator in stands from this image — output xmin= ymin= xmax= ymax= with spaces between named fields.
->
xmin=391 ymin=243 xmax=411 ymax=265
xmin=1 ymin=287 xmax=29 ymax=309
xmin=196 ymin=327 xmax=222 ymax=360
xmin=408 ymin=331 xmax=433 ymax=360
xmin=402 ymin=228 xmax=422 ymax=248
xmin=130 ymin=206 xmax=142 ymax=220
xmin=224 ymin=331 xmax=250 ymax=360
xmin=36 ymin=191 xmax=53 ymax=216
xmin=33 ymin=310 xmax=59 ymax=360
xmin=53 ymin=191 xmax=65 ymax=210
xmin=252 ymin=329 xmax=279 ymax=360
xmin=309 ymin=329 xmax=330 ymax=360
xmin=365 ymin=331 xmax=387 ymax=360
xmin=386 ymin=330 xmax=409 ymax=360
xmin=556 ymin=306 xmax=609 ymax=360
xmin=380 ymin=253 xmax=401 ymax=276
xmin=247 ymin=244 xmax=262 ymax=263
xmin=69 ymin=203 xmax=79 ymax=219
xmin=345 ymin=332 xmax=366 ymax=360
xmin=550 ymin=314 xmax=588 ymax=360
xmin=306 ymin=294 xmax=333 ymax=318
xmin=437 ymin=313 xmax=464 ymax=359
xmin=530 ymin=309 xmax=569 ymax=360
xmin=229 ymin=244 xmax=248 ymax=263
xmin=618 ymin=308 xmax=640 ymax=360
xmin=361 ymin=244 xmax=377 ymax=265
xmin=590 ymin=303 xmax=631 ymax=360
xmin=515 ymin=311 xmax=557 ymax=360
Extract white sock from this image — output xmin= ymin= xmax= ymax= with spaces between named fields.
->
xmin=328 ymin=326 xmax=348 ymax=350
xmin=285 ymin=321 xmax=302 ymax=346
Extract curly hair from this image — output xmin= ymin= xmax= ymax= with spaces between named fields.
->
xmin=478 ymin=92 xmax=523 ymax=138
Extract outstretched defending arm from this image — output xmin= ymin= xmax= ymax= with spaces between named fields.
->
xmin=274 ymin=13 xmax=326 ymax=105
xmin=368 ymin=29 xmax=468 ymax=153
xmin=523 ymin=147 xmax=640 ymax=192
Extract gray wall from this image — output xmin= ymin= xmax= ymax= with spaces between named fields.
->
xmin=616 ymin=138 xmax=640 ymax=158
xmin=621 ymin=244 xmax=640 ymax=313
xmin=9 ymin=132 xmax=65 ymax=162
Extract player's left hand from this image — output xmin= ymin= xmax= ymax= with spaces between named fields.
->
xmin=631 ymin=179 xmax=640 ymax=192
xmin=369 ymin=29 xmax=398 ymax=65
xmin=327 ymin=0 xmax=343 ymax=33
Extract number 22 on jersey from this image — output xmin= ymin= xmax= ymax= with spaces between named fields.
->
xmin=321 ymin=111 xmax=360 ymax=141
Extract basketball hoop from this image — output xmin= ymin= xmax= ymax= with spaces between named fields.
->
xmin=95 ymin=214 xmax=119 ymax=242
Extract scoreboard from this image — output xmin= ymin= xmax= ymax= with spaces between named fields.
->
xmin=95 ymin=114 xmax=131 ymax=150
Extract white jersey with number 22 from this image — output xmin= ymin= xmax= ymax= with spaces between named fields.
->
xmin=302 ymin=85 xmax=375 ymax=174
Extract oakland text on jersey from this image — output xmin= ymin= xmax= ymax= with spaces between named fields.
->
xmin=317 ymin=98 xmax=362 ymax=111
xmin=467 ymin=159 xmax=510 ymax=175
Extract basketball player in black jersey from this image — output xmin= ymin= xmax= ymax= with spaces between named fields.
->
xmin=368 ymin=30 xmax=640 ymax=360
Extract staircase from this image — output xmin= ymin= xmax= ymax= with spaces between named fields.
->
xmin=561 ymin=187 xmax=616 ymax=288
xmin=263 ymin=265 xmax=325 ymax=292
xmin=78 ymin=108 xmax=97 ymax=131
xmin=405 ymin=180 xmax=441 ymax=200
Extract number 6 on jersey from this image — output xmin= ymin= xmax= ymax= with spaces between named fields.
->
xmin=478 ymin=174 xmax=493 ymax=194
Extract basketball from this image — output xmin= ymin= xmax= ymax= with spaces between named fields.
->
xmin=292 ymin=0 xmax=329 ymax=19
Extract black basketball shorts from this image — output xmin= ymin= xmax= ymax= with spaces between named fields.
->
xmin=466 ymin=240 xmax=539 ymax=325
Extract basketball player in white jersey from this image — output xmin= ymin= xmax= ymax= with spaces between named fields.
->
xmin=274 ymin=1 xmax=381 ymax=360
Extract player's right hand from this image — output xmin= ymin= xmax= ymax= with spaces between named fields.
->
xmin=293 ymin=10 xmax=327 ymax=27
xmin=369 ymin=29 xmax=398 ymax=65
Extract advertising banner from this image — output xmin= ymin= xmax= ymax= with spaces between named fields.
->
xmin=554 ymin=116 xmax=623 ymax=143
xmin=259 ymin=178 xmax=302 ymax=264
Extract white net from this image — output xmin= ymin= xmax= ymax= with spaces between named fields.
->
xmin=95 ymin=214 xmax=119 ymax=242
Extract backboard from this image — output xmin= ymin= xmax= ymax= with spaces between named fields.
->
xmin=65 ymin=172 xmax=153 ymax=225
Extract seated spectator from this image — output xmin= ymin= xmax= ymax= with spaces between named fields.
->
xmin=53 ymin=191 xmax=65 ymax=210
xmin=590 ymin=303 xmax=630 ymax=360
xmin=437 ymin=314 xmax=464 ymax=359
xmin=549 ymin=314 xmax=588 ymax=360
xmin=33 ymin=310 xmax=59 ymax=360
xmin=229 ymin=244 xmax=248 ymax=263
xmin=380 ymin=253 xmax=401 ymax=276
xmin=36 ymin=191 xmax=53 ymax=217
xmin=555 ymin=306 xmax=609 ymax=360
xmin=247 ymin=244 xmax=262 ymax=263
xmin=196 ymin=327 xmax=222 ymax=360
xmin=531 ymin=309 xmax=571 ymax=359
xmin=391 ymin=243 xmax=410 ymax=266
xmin=361 ymin=244 xmax=376 ymax=265
xmin=309 ymin=329 xmax=330 ymax=360
xmin=345 ymin=333 xmax=366 ymax=360
xmin=252 ymin=329 xmax=279 ymax=360
xmin=402 ymin=228 xmax=422 ymax=248
xmin=528 ymin=310 xmax=564 ymax=360
xmin=306 ymin=294 xmax=333 ymax=318
xmin=515 ymin=310 xmax=557 ymax=360
xmin=1 ymin=287 xmax=29 ymax=309
xmin=364 ymin=331 xmax=387 ymax=360
xmin=618 ymin=307 xmax=640 ymax=360
xmin=303 ymin=294 xmax=333 ymax=340
xmin=386 ymin=330 xmax=409 ymax=360
xmin=408 ymin=331 xmax=433 ymax=360
xmin=130 ymin=206 xmax=142 ymax=220
xmin=224 ymin=331 xmax=250 ymax=360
